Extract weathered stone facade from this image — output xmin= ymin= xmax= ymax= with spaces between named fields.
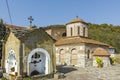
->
xmin=1 ymin=27 xmax=56 ymax=80
xmin=45 ymin=27 xmax=66 ymax=40
xmin=55 ymin=17 xmax=111 ymax=67
xmin=56 ymin=43 xmax=86 ymax=67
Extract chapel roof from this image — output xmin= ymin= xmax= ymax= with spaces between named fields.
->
xmin=10 ymin=28 xmax=35 ymax=40
xmin=4 ymin=24 xmax=37 ymax=40
xmin=55 ymin=36 xmax=109 ymax=46
xmin=93 ymin=47 xmax=110 ymax=56
xmin=5 ymin=24 xmax=25 ymax=29
xmin=4 ymin=24 xmax=56 ymax=42
xmin=66 ymin=17 xmax=88 ymax=25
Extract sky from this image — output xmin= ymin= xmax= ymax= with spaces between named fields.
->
xmin=0 ymin=0 xmax=120 ymax=27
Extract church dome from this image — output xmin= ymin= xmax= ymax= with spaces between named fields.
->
xmin=66 ymin=17 xmax=87 ymax=25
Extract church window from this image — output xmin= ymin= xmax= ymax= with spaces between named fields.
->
xmin=70 ymin=27 xmax=73 ymax=36
xmin=87 ymin=50 xmax=91 ymax=59
xmin=83 ymin=27 xmax=85 ymax=36
xmin=62 ymin=32 xmax=66 ymax=37
xmin=78 ymin=26 xmax=80 ymax=35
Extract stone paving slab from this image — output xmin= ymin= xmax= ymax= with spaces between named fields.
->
xmin=55 ymin=64 xmax=120 ymax=80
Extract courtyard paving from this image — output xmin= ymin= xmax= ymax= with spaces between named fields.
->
xmin=55 ymin=64 xmax=120 ymax=80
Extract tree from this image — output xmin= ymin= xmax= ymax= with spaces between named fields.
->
xmin=0 ymin=19 xmax=6 ymax=61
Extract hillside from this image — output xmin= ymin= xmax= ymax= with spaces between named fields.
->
xmin=88 ymin=23 xmax=120 ymax=53
xmin=46 ymin=23 xmax=120 ymax=53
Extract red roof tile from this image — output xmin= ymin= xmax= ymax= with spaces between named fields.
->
xmin=66 ymin=17 xmax=87 ymax=25
xmin=4 ymin=24 xmax=25 ymax=29
xmin=93 ymin=47 xmax=110 ymax=56
xmin=55 ymin=36 xmax=109 ymax=46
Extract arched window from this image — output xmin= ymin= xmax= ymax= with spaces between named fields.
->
xmin=87 ymin=50 xmax=90 ymax=59
xmin=71 ymin=48 xmax=78 ymax=65
xmin=78 ymin=26 xmax=80 ymax=35
xmin=62 ymin=32 xmax=66 ymax=37
xmin=83 ymin=27 xmax=86 ymax=36
xmin=59 ymin=49 xmax=65 ymax=64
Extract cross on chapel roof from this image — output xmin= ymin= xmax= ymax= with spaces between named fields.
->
xmin=28 ymin=16 xmax=34 ymax=27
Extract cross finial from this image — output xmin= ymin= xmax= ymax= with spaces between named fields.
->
xmin=76 ymin=16 xmax=79 ymax=18
xmin=28 ymin=16 xmax=34 ymax=27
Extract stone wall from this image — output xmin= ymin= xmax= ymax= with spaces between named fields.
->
xmin=93 ymin=56 xmax=110 ymax=67
xmin=56 ymin=43 xmax=86 ymax=67
xmin=22 ymin=29 xmax=56 ymax=75
xmin=45 ymin=28 xmax=66 ymax=40
xmin=66 ymin=23 xmax=88 ymax=37
xmin=3 ymin=32 xmax=21 ymax=76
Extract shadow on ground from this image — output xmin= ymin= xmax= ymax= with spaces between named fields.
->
xmin=56 ymin=65 xmax=77 ymax=74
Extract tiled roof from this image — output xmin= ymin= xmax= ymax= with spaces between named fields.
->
xmin=5 ymin=24 xmax=25 ymax=29
xmin=4 ymin=24 xmax=36 ymax=40
xmin=66 ymin=17 xmax=87 ymax=25
xmin=93 ymin=47 xmax=110 ymax=56
xmin=55 ymin=36 xmax=109 ymax=46
xmin=109 ymin=46 xmax=115 ymax=49
xmin=10 ymin=28 xmax=34 ymax=40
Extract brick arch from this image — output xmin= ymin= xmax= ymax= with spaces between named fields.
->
xmin=59 ymin=49 xmax=65 ymax=64
xmin=27 ymin=48 xmax=51 ymax=75
xmin=71 ymin=48 xmax=78 ymax=65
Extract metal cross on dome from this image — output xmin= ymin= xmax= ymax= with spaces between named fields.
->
xmin=28 ymin=16 xmax=34 ymax=27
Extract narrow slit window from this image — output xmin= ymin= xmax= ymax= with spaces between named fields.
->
xmin=71 ymin=27 xmax=73 ymax=36
xmin=78 ymin=26 xmax=80 ymax=35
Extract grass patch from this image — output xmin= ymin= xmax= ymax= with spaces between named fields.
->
xmin=23 ymin=77 xmax=31 ymax=80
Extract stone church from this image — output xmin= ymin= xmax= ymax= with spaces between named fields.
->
xmin=46 ymin=17 xmax=112 ymax=67
xmin=0 ymin=17 xmax=115 ymax=79
xmin=1 ymin=25 xmax=56 ymax=79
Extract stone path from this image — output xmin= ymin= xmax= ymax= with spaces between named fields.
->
xmin=56 ymin=64 xmax=120 ymax=80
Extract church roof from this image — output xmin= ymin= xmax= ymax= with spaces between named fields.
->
xmin=5 ymin=24 xmax=25 ymax=29
xmin=10 ymin=28 xmax=34 ymax=40
xmin=55 ymin=36 xmax=109 ymax=46
xmin=3 ymin=24 xmax=56 ymax=42
xmin=93 ymin=47 xmax=110 ymax=56
xmin=66 ymin=17 xmax=87 ymax=25
xmin=3 ymin=24 xmax=56 ymax=43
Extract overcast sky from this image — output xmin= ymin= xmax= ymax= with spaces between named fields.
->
xmin=0 ymin=0 xmax=120 ymax=27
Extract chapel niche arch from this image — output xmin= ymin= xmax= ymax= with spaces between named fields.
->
xmin=71 ymin=48 xmax=78 ymax=66
xmin=27 ymin=48 xmax=51 ymax=76
xmin=5 ymin=49 xmax=17 ymax=75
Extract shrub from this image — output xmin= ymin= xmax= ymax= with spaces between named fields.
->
xmin=95 ymin=56 xmax=103 ymax=67
xmin=110 ymin=57 xmax=116 ymax=65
